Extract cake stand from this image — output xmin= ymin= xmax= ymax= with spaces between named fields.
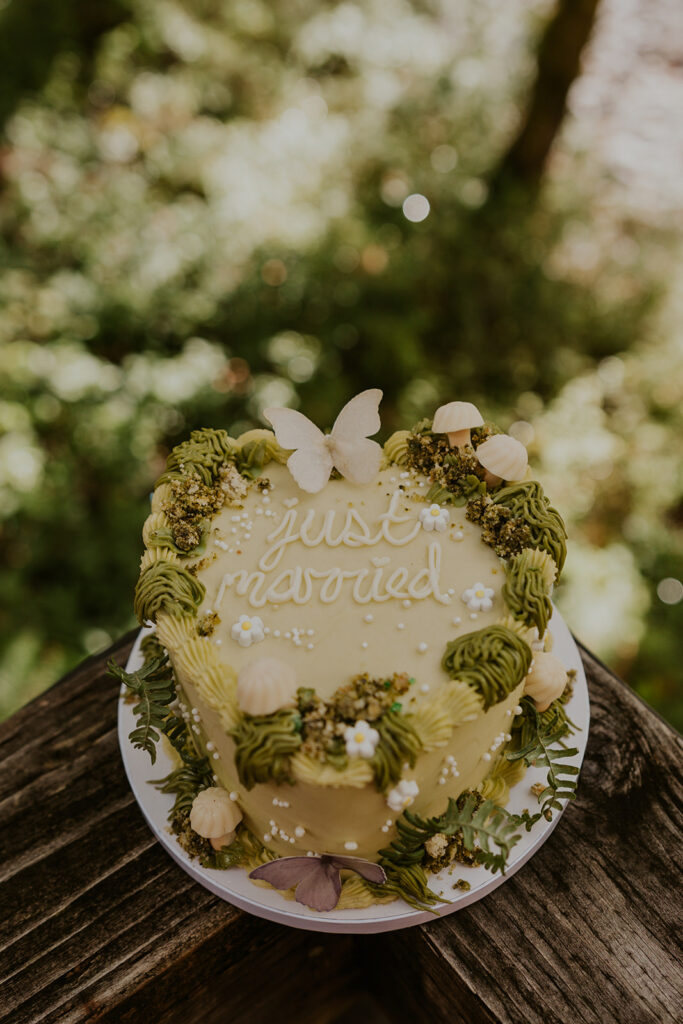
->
xmin=118 ymin=607 xmax=589 ymax=933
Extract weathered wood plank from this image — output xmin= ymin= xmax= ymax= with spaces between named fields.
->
xmin=0 ymin=635 xmax=681 ymax=1023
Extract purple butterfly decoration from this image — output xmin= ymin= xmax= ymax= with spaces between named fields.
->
xmin=249 ymin=854 xmax=387 ymax=912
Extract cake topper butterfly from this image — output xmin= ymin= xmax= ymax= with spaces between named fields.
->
xmin=264 ymin=388 xmax=383 ymax=493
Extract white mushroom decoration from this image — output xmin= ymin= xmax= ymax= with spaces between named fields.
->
xmin=432 ymin=401 xmax=484 ymax=449
xmin=236 ymin=657 xmax=298 ymax=716
xmin=523 ymin=652 xmax=568 ymax=712
xmin=475 ymin=434 xmax=528 ymax=487
xmin=190 ymin=787 xmax=243 ymax=850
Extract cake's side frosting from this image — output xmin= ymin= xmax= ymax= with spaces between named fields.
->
xmin=119 ymin=395 xmax=576 ymax=912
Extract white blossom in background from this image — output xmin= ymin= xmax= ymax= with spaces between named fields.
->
xmin=555 ymin=541 xmax=650 ymax=659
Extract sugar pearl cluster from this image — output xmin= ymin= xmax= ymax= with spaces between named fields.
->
xmin=482 ymin=730 xmax=512 ymax=762
xmin=438 ymin=754 xmax=460 ymax=785
xmin=264 ymin=819 xmax=297 ymax=845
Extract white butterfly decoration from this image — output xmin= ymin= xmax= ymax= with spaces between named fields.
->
xmin=264 ymin=389 xmax=384 ymax=494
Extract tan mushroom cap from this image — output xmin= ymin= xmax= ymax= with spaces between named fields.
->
xmin=432 ymin=401 xmax=484 ymax=448
xmin=523 ymin=652 xmax=568 ymax=712
xmin=475 ymin=434 xmax=528 ymax=484
xmin=190 ymin=787 xmax=243 ymax=839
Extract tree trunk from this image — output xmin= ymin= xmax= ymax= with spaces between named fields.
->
xmin=492 ymin=0 xmax=602 ymax=192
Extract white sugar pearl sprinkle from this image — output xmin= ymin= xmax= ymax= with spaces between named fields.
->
xmin=417 ymin=642 xmax=428 ymax=653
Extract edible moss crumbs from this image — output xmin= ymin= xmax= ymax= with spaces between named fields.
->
xmin=453 ymin=878 xmax=471 ymax=891
xmin=256 ymin=477 xmax=271 ymax=491
xmin=332 ymin=672 xmax=411 ymax=722
xmin=197 ymin=611 xmax=221 ymax=636
xmin=405 ymin=424 xmax=489 ymax=502
xmin=561 ymin=670 xmax=576 ymax=705
xmin=466 ymin=495 xmax=532 ymax=558
xmin=296 ymin=672 xmax=413 ymax=763
xmin=186 ymin=553 xmax=217 ymax=576
xmin=470 ymin=422 xmax=502 ymax=447
xmin=166 ymin=472 xmax=226 ymax=521
xmin=423 ymin=828 xmax=479 ymax=874
xmin=170 ymin=807 xmax=213 ymax=860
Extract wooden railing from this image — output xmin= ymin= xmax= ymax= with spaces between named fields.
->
xmin=1 ymin=633 xmax=680 ymax=1023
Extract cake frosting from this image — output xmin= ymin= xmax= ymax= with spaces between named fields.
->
xmin=123 ymin=391 xmax=574 ymax=912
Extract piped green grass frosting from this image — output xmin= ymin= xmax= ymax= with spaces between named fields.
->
xmin=157 ymin=428 xmax=239 ymax=486
xmin=370 ymin=712 xmax=422 ymax=790
xmin=442 ymin=625 xmax=532 ymax=710
xmin=502 ymin=548 xmax=556 ymax=636
xmin=231 ymin=709 xmax=303 ymax=789
xmin=490 ymin=481 xmax=567 ymax=572
xmin=134 ymin=560 xmax=206 ymax=624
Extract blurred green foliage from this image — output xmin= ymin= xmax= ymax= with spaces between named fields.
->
xmin=0 ymin=0 xmax=681 ymax=725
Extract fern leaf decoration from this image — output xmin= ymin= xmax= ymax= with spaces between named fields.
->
xmin=154 ymin=750 xmax=214 ymax=815
xmin=380 ymin=791 xmax=521 ymax=877
xmin=507 ymin=698 xmax=579 ymax=827
xmin=109 ymin=653 xmax=176 ymax=764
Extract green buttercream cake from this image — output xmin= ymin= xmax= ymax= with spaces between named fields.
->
xmin=117 ymin=392 xmax=577 ymax=912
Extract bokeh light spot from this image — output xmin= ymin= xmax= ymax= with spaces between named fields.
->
xmin=430 ymin=145 xmax=458 ymax=173
xmin=402 ymin=193 xmax=430 ymax=222
xmin=657 ymin=578 xmax=683 ymax=605
xmin=261 ymin=259 xmax=288 ymax=286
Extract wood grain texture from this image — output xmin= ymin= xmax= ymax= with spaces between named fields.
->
xmin=0 ymin=634 xmax=681 ymax=1024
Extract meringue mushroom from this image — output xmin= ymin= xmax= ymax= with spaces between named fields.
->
xmin=236 ymin=657 xmax=298 ymax=716
xmin=190 ymin=787 xmax=242 ymax=849
xmin=523 ymin=652 xmax=568 ymax=712
xmin=432 ymin=401 xmax=484 ymax=449
xmin=475 ymin=434 xmax=528 ymax=487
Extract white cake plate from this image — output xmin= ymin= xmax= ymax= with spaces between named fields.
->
xmin=118 ymin=607 xmax=589 ymax=933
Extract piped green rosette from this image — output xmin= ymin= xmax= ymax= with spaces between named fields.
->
xmin=134 ymin=426 xmax=287 ymax=626
xmin=115 ymin=404 xmax=578 ymax=915
xmin=442 ymin=625 xmax=532 ymax=710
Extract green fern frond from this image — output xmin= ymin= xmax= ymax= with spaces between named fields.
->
xmin=154 ymin=754 xmax=214 ymax=815
xmin=367 ymin=862 xmax=444 ymax=913
xmin=109 ymin=653 xmax=176 ymax=764
xmin=507 ymin=698 xmax=579 ymax=827
xmin=380 ymin=791 xmax=521 ymax=877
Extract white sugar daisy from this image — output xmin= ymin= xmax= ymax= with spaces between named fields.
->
xmin=344 ymin=720 xmax=380 ymax=759
xmin=419 ymin=503 xmax=450 ymax=533
xmin=230 ymin=614 xmax=265 ymax=647
xmin=386 ymin=779 xmax=419 ymax=812
xmin=461 ymin=582 xmax=495 ymax=612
